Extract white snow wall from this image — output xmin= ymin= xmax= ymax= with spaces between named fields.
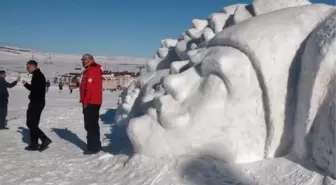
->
xmin=208 ymin=4 xmax=335 ymax=158
xmin=117 ymin=2 xmax=336 ymax=178
xmin=292 ymin=10 xmax=336 ymax=178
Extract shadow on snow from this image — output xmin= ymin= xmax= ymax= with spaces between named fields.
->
xmin=100 ymin=108 xmax=133 ymax=156
xmin=51 ymin=127 xmax=86 ymax=152
xmin=17 ymin=127 xmax=30 ymax=145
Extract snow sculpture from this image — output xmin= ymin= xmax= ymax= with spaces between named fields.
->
xmin=160 ymin=39 xmax=178 ymax=49
xmin=252 ymin=0 xmax=311 ymax=15
xmin=127 ymin=4 xmax=336 ymax=164
xmin=157 ymin=48 xmax=169 ymax=59
xmin=170 ymin=60 xmax=189 ymax=74
xmin=208 ymin=13 xmax=230 ymax=33
xmin=129 ymin=46 xmax=266 ymax=162
xmin=118 ymin=2 xmax=335 ymax=181
xmin=191 ymin=19 xmax=208 ymax=31
xmin=203 ymin=27 xmax=216 ymax=41
xmin=208 ymin=4 xmax=335 ymax=159
xmin=291 ymin=10 xmax=336 ymax=178
xmin=232 ymin=5 xmax=253 ymax=24
xmin=186 ymin=28 xmax=203 ymax=40
xmin=221 ymin=4 xmax=248 ymax=15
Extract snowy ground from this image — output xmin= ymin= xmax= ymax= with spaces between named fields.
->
xmin=0 ymin=86 xmax=333 ymax=185
xmin=0 ymin=86 xmax=184 ymax=185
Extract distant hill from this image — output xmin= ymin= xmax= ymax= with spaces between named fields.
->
xmin=0 ymin=43 xmax=149 ymax=78
xmin=0 ymin=43 xmax=149 ymax=65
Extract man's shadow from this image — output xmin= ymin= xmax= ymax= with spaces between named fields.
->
xmin=45 ymin=108 xmax=133 ymax=155
xmin=51 ymin=128 xmax=86 ymax=151
xmin=100 ymin=108 xmax=133 ymax=156
xmin=17 ymin=127 xmax=30 ymax=145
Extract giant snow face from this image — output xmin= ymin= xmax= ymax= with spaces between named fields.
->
xmin=126 ymin=4 xmax=336 ymax=166
xmin=128 ymin=46 xmax=266 ymax=163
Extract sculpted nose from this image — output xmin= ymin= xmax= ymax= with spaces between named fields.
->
xmin=163 ymin=67 xmax=201 ymax=102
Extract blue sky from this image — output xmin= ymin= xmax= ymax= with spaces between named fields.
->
xmin=0 ymin=0 xmax=334 ymax=58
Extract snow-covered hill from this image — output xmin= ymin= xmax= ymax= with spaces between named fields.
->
xmin=0 ymin=44 xmax=148 ymax=79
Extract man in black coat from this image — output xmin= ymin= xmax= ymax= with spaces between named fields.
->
xmin=0 ymin=70 xmax=20 ymax=129
xmin=22 ymin=60 xmax=52 ymax=151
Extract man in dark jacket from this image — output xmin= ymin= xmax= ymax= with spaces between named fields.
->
xmin=0 ymin=70 xmax=20 ymax=129
xmin=80 ymin=54 xmax=103 ymax=154
xmin=22 ymin=60 xmax=52 ymax=151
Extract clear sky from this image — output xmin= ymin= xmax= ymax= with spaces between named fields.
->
xmin=0 ymin=0 xmax=334 ymax=58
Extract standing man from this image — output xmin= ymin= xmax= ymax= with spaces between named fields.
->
xmin=22 ymin=60 xmax=52 ymax=151
xmin=45 ymin=80 xmax=51 ymax=92
xmin=58 ymin=81 xmax=63 ymax=92
xmin=0 ymin=70 xmax=20 ymax=130
xmin=80 ymin=54 xmax=103 ymax=154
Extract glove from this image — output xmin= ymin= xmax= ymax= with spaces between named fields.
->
xmin=82 ymin=104 xmax=87 ymax=114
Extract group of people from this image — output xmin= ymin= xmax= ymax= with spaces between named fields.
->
xmin=0 ymin=54 xmax=103 ymax=154
xmin=58 ymin=79 xmax=79 ymax=94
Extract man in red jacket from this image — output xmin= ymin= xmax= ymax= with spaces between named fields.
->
xmin=80 ymin=54 xmax=103 ymax=154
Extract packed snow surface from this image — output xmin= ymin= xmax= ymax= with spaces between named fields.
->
xmin=0 ymin=87 xmax=335 ymax=185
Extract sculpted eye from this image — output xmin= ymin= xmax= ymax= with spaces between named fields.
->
xmin=198 ymin=58 xmax=220 ymax=77
xmin=178 ymin=64 xmax=190 ymax=73
xmin=193 ymin=63 xmax=202 ymax=76
xmin=205 ymin=59 xmax=221 ymax=69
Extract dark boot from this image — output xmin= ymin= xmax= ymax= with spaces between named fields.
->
xmin=39 ymin=139 xmax=52 ymax=151
xmin=83 ymin=147 xmax=101 ymax=155
xmin=25 ymin=145 xmax=39 ymax=151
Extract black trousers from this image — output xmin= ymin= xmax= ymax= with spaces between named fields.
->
xmin=26 ymin=102 xmax=50 ymax=146
xmin=83 ymin=104 xmax=101 ymax=151
xmin=0 ymin=100 xmax=8 ymax=128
